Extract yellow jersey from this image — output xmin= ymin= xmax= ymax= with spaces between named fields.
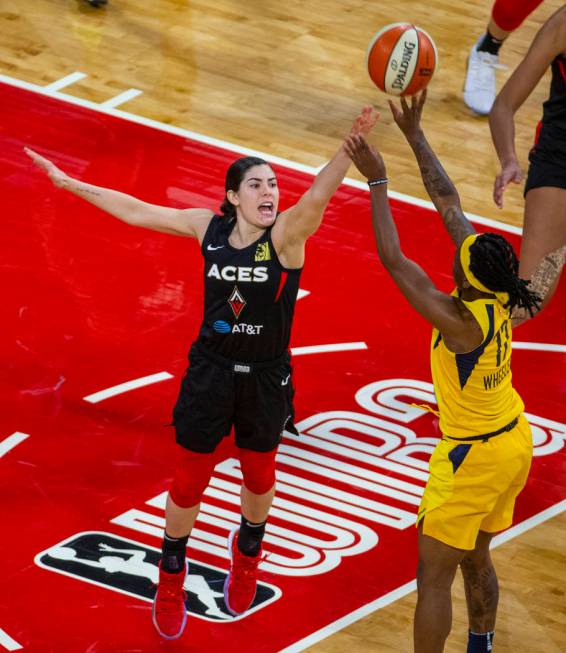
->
xmin=430 ymin=292 xmax=524 ymax=438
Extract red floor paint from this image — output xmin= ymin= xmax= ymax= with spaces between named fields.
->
xmin=1 ymin=81 xmax=565 ymax=653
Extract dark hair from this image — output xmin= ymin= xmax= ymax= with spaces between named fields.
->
xmin=469 ymin=233 xmax=541 ymax=316
xmin=219 ymin=156 xmax=270 ymax=221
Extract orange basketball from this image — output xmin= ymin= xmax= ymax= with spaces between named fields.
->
xmin=366 ymin=23 xmax=438 ymax=96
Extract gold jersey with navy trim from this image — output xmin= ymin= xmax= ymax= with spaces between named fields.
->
xmin=431 ymin=292 xmax=524 ymax=438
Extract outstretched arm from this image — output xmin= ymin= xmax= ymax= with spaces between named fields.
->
xmin=25 ymin=148 xmax=213 ymax=240
xmin=388 ymin=92 xmax=475 ymax=247
xmin=271 ymin=107 xmax=379 ymax=266
xmin=512 ymin=245 xmax=566 ymax=327
xmin=344 ymin=134 xmax=483 ymax=352
xmin=489 ymin=8 xmax=566 ymax=208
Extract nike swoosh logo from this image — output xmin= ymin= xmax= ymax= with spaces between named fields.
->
xmin=281 ymin=374 xmax=290 ymax=386
xmin=207 ymin=244 xmax=224 ymax=251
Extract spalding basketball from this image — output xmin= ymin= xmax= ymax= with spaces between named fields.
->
xmin=366 ymin=23 xmax=438 ymax=96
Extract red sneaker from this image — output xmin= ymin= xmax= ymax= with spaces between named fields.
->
xmin=152 ymin=562 xmax=188 ymax=639
xmin=223 ymin=529 xmax=263 ymax=616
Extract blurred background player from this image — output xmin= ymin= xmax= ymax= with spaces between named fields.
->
xmin=344 ymin=90 xmax=564 ymax=653
xmin=490 ymin=5 xmax=566 ymax=306
xmin=464 ymin=0 xmax=544 ymax=114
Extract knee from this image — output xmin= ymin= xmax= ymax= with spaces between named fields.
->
xmin=239 ymin=448 xmax=277 ymax=495
xmin=417 ymin=558 xmax=457 ymax=593
xmin=169 ymin=449 xmax=216 ymax=508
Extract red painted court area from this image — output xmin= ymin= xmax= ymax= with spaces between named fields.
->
xmin=1 ymin=81 xmax=565 ymax=653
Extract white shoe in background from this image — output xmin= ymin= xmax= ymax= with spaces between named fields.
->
xmin=463 ymin=39 xmax=502 ymax=116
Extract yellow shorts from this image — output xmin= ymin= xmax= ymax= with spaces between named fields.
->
xmin=417 ymin=414 xmax=532 ymax=550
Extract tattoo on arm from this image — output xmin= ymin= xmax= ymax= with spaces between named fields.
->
xmin=76 ymin=186 xmax=102 ymax=198
xmin=512 ymin=245 xmax=566 ymax=324
xmin=412 ymin=135 xmax=475 ymax=245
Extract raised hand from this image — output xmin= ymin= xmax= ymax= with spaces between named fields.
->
xmin=350 ymin=105 xmax=380 ymax=138
xmin=344 ymin=134 xmax=386 ymax=181
xmin=388 ymin=90 xmax=427 ymax=143
xmin=493 ymin=159 xmax=522 ymax=208
xmin=24 ymin=147 xmax=70 ymax=188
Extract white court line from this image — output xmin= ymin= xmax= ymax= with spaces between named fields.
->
xmin=297 ymin=288 xmax=310 ymax=300
xmin=44 ymin=71 xmax=87 ymax=92
xmin=280 ymin=500 xmax=566 ymax=653
xmin=83 ymin=372 xmax=173 ymax=403
xmin=0 ymin=432 xmax=30 ymax=458
xmin=512 ymin=341 xmax=566 ymax=353
xmin=291 ymin=342 xmax=367 ymax=356
xmin=0 ymin=628 xmax=22 ymax=651
xmin=100 ymin=88 xmax=143 ymax=109
xmin=0 ymin=73 xmax=522 ymax=236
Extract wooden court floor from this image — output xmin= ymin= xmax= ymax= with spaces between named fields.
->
xmin=1 ymin=1 xmax=565 ymax=651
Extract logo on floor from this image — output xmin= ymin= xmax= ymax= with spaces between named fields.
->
xmin=35 ymin=531 xmax=281 ymax=622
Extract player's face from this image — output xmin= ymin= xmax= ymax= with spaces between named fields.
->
xmin=231 ymin=165 xmax=279 ymax=227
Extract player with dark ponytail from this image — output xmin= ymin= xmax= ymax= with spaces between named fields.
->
xmin=345 ymin=90 xmax=565 ymax=653
xmin=25 ymin=105 xmax=379 ymax=641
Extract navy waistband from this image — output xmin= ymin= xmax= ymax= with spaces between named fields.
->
xmin=444 ymin=416 xmax=520 ymax=443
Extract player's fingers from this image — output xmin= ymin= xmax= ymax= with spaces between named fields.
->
xmin=418 ymin=88 xmax=427 ymax=114
xmin=400 ymin=96 xmax=410 ymax=114
xmin=387 ymin=100 xmax=401 ymax=122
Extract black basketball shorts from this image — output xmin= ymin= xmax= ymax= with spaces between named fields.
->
xmin=172 ymin=343 xmax=298 ymax=454
xmin=525 ymin=141 xmax=566 ymax=195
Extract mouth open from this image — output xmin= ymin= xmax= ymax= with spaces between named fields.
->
xmin=258 ymin=202 xmax=274 ymax=217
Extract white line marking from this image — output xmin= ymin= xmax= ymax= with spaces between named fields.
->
xmin=291 ymin=342 xmax=367 ymax=356
xmin=0 ymin=432 xmax=30 ymax=458
xmin=100 ymin=88 xmax=143 ymax=109
xmin=280 ymin=500 xmax=566 ymax=653
xmin=297 ymin=289 xmax=310 ymax=300
xmin=512 ymin=341 xmax=566 ymax=353
xmin=0 ymin=628 xmax=22 ymax=651
xmin=0 ymin=73 xmax=521 ymax=235
xmin=83 ymin=372 xmax=173 ymax=403
xmin=44 ymin=71 xmax=87 ymax=92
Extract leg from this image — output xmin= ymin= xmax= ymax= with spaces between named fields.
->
xmin=241 ymin=483 xmax=275 ymax=523
xmin=460 ymin=531 xmax=498 ymax=633
xmin=223 ymin=447 xmax=277 ymax=616
xmin=238 ymin=446 xmax=277 ymax=553
xmin=414 ymin=524 xmax=467 ymax=653
xmin=490 ymin=0 xmax=544 ymax=34
xmin=521 ymin=187 xmax=566 ymax=307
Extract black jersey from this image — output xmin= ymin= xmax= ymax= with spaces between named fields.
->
xmin=534 ymin=55 xmax=566 ymax=164
xmin=195 ymin=215 xmax=302 ymax=362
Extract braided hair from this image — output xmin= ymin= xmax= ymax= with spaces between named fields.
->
xmin=469 ymin=233 xmax=541 ymax=317
xmin=220 ymin=156 xmax=269 ymax=222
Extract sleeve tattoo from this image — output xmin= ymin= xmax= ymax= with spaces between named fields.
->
xmin=512 ymin=245 xmax=566 ymax=325
xmin=412 ymin=136 xmax=475 ymax=245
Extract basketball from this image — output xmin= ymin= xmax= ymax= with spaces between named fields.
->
xmin=366 ymin=23 xmax=438 ymax=96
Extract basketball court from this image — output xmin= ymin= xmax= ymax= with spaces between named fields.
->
xmin=1 ymin=2 xmax=565 ymax=652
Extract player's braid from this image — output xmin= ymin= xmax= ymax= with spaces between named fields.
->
xmin=469 ymin=233 xmax=541 ymax=317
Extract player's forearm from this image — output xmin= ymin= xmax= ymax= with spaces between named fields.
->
xmin=61 ymin=177 xmax=150 ymax=226
xmin=408 ymin=131 xmax=475 ymax=245
xmin=369 ymin=185 xmax=404 ymax=268
xmin=307 ymin=145 xmax=351 ymax=207
xmin=489 ymin=99 xmax=518 ymax=166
